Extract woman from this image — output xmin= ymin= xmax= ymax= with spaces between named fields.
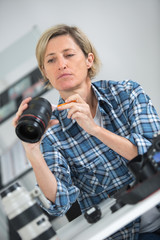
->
xmin=13 ymin=24 xmax=160 ymax=239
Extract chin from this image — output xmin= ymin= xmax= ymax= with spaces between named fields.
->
xmin=61 ymin=85 xmax=76 ymax=92
xmin=58 ymin=82 xmax=78 ymax=91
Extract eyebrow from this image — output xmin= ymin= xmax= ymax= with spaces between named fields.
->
xmin=45 ymin=53 xmax=55 ymax=58
xmin=45 ymin=48 xmax=74 ymax=58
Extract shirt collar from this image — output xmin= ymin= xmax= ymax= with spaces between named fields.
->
xmin=54 ymin=98 xmax=76 ymax=132
xmin=57 ymin=82 xmax=113 ymax=132
xmin=92 ymin=82 xmax=113 ymax=110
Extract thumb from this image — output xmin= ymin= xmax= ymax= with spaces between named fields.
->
xmin=47 ymin=119 xmax=59 ymax=129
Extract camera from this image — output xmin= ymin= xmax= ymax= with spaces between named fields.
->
xmin=0 ymin=182 xmax=58 ymax=240
xmin=111 ymin=133 xmax=160 ymax=212
xmin=15 ymin=97 xmax=52 ymax=143
xmin=128 ymin=133 xmax=160 ymax=182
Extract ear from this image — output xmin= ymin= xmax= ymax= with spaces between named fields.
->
xmin=86 ymin=53 xmax=94 ymax=69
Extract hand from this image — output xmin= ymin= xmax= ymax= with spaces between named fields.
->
xmin=12 ymin=97 xmax=32 ymax=128
xmin=58 ymin=94 xmax=98 ymax=135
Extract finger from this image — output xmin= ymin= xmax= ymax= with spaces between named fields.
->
xmin=67 ymin=105 xmax=84 ymax=119
xmin=12 ymin=115 xmax=19 ymax=127
xmin=13 ymin=97 xmax=32 ymax=127
xmin=19 ymin=97 xmax=32 ymax=110
xmin=12 ymin=107 xmax=26 ymax=128
xmin=19 ymin=97 xmax=32 ymax=107
xmin=46 ymin=119 xmax=59 ymax=130
xmin=57 ymin=100 xmax=76 ymax=107
xmin=51 ymin=104 xmax=57 ymax=111
xmin=16 ymin=97 xmax=32 ymax=116
xmin=65 ymin=94 xmax=85 ymax=104
xmin=57 ymin=101 xmax=77 ymax=111
xmin=71 ymin=111 xmax=87 ymax=121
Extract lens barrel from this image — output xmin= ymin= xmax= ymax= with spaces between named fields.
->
xmin=15 ymin=97 xmax=52 ymax=143
xmin=0 ymin=182 xmax=57 ymax=240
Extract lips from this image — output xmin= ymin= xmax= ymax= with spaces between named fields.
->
xmin=57 ymin=73 xmax=72 ymax=79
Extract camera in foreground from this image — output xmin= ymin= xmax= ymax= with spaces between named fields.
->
xmin=0 ymin=182 xmax=58 ymax=240
xmin=111 ymin=133 xmax=160 ymax=212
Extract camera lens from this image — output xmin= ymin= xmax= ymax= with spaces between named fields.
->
xmin=1 ymin=182 xmax=57 ymax=240
xmin=15 ymin=97 xmax=52 ymax=143
xmin=26 ymin=126 xmax=35 ymax=133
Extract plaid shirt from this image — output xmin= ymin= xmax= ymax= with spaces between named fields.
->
xmin=40 ymin=80 xmax=160 ymax=239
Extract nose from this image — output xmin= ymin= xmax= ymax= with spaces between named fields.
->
xmin=58 ymin=57 xmax=67 ymax=70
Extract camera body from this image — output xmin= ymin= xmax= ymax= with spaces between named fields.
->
xmin=128 ymin=133 xmax=160 ymax=182
xmin=0 ymin=182 xmax=58 ymax=240
xmin=111 ymin=133 xmax=160 ymax=212
xmin=15 ymin=97 xmax=52 ymax=143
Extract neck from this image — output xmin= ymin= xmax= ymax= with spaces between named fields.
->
xmin=59 ymin=79 xmax=97 ymax=117
xmin=59 ymin=77 xmax=91 ymax=102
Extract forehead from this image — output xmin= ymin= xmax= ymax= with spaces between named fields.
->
xmin=45 ymin=35 xmax=81 ymax=54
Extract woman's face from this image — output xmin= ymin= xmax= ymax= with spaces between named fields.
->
xmin=43 ymin=35 xmax=93 ymax=93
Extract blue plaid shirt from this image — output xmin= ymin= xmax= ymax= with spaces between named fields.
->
xmin=40 ymin=80 xmax=160 ymax=239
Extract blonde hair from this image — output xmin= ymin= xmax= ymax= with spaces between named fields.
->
xmin=36 ymin=24 xmax=101 ymax=86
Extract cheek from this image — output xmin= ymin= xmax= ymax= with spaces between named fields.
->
xmin=74 ymin=59 xmax=88 ymax=75
xmin=44 ymin=66 xmax=56 ymax=79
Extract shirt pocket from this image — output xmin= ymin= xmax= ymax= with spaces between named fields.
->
xmin=70 ymin=158 xmax=111 ymax=195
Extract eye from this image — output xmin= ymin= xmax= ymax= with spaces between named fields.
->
xmin=47 ymin=58 xmax=56 ymax=63
xmin=66 ymin=54 xmax=75 ymax=58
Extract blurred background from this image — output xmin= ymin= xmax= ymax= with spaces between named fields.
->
xmin=0 ymin=0 xmax=160 ymax=239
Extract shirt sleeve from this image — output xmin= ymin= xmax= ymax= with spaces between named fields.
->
xmin=125 ymin=80 xmax=160 ymax=155
xmin=40 ymin=137 xmax=80 ymax=216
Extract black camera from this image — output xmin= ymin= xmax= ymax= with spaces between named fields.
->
xmin=111 ymin=133 xmax=160 ymax=212
xmin=128 ymin=133 xmax=160 ymax=182
xmin=15 ymin=97 xmax=52 ymax=143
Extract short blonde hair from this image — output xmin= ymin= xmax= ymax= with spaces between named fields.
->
xmin=36 ymin=24 xmax=101 ymax=86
